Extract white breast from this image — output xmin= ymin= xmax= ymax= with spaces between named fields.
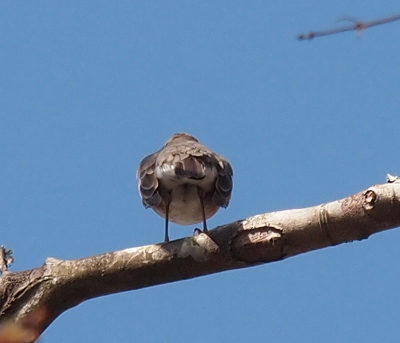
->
xmin=167 ymin=185 xmax=204 ymax=225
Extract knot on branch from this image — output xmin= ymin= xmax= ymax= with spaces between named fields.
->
xmin=363 ymin=189 xmax=377 ymax=210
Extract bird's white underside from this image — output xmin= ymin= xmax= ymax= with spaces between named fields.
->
xmin=154 ymin=164 xmax=218 ymax=225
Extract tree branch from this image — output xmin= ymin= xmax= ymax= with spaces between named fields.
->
xmin=298 ymin=14 xmax=400 ymax=40
xmin=1 ymin=177 xmax=400 ymax=341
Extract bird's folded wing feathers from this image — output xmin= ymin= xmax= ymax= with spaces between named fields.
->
xmin=213 ymin=158 xmax=233 ymax=208
xmin=137 ymin=152 xmax=162 ymax=208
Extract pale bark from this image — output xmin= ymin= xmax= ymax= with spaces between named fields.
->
xmin=1 ymin=177 xmax=400 ymax=340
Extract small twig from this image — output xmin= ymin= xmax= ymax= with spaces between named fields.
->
xmin=0 ymin=246 xmax=7 ymax=273
xmin=0 ymin=246 xmax=14 ymax=274
xmin=298 ymin=14 xmax=400 ymax=40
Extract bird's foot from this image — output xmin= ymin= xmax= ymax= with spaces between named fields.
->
xmin=193 ymin=228 xmax=209 ymax=236
xmin=193 ymin=228 xmax=202 ymax=236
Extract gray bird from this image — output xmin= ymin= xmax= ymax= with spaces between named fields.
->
xmin=137 ymin=133 xmax=233 ymax=242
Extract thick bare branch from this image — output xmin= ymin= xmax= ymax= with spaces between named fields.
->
xmin=1 ymin=178 xmax=400 ymax=341
xmin=298 ymin=14 xmax=400 ymax=40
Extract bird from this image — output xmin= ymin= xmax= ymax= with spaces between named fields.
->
xmin=137 ymin=133 xmax=233 ymax=242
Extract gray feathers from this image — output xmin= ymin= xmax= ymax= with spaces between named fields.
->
xmin=137 ymin=133 xmax=233 ymax=227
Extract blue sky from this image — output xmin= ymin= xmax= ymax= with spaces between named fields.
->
xmin=1 ymin=2 xmax=400 ymax=342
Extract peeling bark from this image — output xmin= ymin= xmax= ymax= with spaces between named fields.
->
xmin=1 ymin=179 xmax=400 ymax=341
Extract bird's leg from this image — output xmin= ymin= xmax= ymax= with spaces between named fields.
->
xmin=164 ymin=198 xmax=171 ymax=243
xmin=197 ymin=187 xmax=208 ymax=233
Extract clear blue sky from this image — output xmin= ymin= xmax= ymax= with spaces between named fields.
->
xmin=1 ymin=2 xmax=400 ymax=342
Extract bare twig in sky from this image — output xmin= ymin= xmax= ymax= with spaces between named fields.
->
xmin=298 ymin=14 xmax=400 ymax=40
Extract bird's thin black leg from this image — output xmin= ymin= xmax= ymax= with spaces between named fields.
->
xmin=164 ymin=200 xmax=170 ymax=242
xmin=197 ymin=187 xmax=208 ymax=233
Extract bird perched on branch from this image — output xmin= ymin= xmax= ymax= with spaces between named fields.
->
xmin=137 ymin=133 xmax=233 ymax=242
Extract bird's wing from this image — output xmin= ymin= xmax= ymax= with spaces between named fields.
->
xmin=137 ymin=152 xmax=162 ymax=208
xmin=213 ymin=156 xmax=233 ymax=208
